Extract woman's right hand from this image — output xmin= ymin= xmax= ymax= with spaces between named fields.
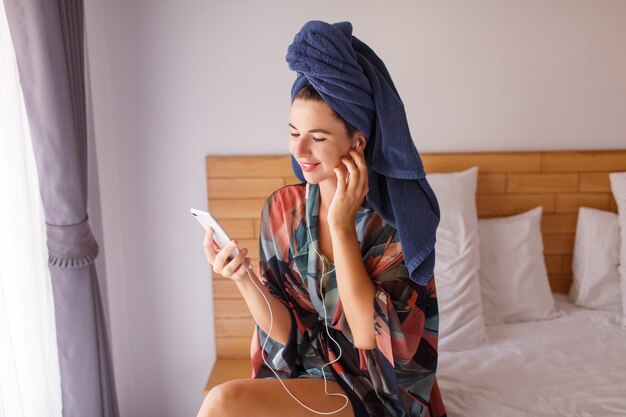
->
xmin=203 ymin=227 xmax=252 ymax=282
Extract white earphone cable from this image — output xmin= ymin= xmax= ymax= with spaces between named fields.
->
xmin=244 ymin=219 xmax=349 ymax=415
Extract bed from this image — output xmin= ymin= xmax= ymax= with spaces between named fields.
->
xmin=439 ymin=293 xmax=626 ymax=416
xmin=204 ymin=150 xmax=626 ymax=416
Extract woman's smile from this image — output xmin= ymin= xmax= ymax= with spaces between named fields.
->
xmin=299 ymin=161 xmax=321 ymax=172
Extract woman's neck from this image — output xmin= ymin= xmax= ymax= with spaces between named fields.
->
xmin=317 ymin=179 xmax=337 ymax=217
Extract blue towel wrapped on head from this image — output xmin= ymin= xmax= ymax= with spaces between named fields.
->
xmin=286 ymin=20 xmax=440 ymax=285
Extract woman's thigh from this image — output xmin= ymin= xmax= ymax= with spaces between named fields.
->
xmin=197 ymin=377 xmax=356 ymax=417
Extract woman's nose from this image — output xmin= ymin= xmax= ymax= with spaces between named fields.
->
xmin=293 ymin=136 xmax=310 ymax=157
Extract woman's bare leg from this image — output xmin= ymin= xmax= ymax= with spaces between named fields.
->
xmin=196 ymin=378 xmax=355 ymax=417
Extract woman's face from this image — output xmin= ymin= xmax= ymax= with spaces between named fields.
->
xmin=288 ymin=98 xmax=359 ymax=185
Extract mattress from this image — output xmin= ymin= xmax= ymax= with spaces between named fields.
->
xmin=437 ymin=293 xmax=626 ymax=417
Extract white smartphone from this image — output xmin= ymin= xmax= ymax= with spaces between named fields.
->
xmin=190 ymin=208 xmax=239 ymax=256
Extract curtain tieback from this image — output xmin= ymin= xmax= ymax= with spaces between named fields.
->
xmin=46 ymin=216 xmax=99 ymax=268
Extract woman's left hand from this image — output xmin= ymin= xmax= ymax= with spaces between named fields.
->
xmin=327 ymin=148 xmax=369 ymax=229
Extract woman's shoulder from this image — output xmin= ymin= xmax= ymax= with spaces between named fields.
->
xmin=263 ymin=183 xmax=306 ymax=212
xmin=259 ymin=183 xmax=306 ymax=243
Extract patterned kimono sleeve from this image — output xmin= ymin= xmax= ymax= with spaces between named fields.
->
xmin=360 ymin=225 xmax=440 ymax=410
xmin=251 ymin=195 xmax=299 ymax=379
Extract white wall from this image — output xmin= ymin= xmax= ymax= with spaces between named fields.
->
xmin=84 ymin=0 xmax=626 ymax=416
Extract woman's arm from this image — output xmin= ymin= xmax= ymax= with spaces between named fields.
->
xmin=327 ymin=147 xmax=377 ymax=349
xmin=235 ymin=267 xmax=292 ymax=346
xmin=330 ymin=225 xmax=377 ymax=349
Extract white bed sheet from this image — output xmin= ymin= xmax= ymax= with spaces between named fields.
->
xmin=437 ymin=293 xmax=626 ymax=417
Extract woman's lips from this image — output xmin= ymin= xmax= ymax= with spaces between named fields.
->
xmin=299 ymin=162 xmax=320 ymax=172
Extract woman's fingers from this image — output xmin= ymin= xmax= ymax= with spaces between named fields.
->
xmin=203 ymin=227 xmax=218 ymax=261
xmin=349 ymin=149 xmax=368 ymax=195
xmin=223 ymin=246 xmax=250 ymax=277
xmin=204 ymin=229 xmax=252 ymax=280
xmin=334 ymin=165 xmax=347 ymax=194
xmin=344 ymin=150 xmax=368 ymax=197
xmin=213 ymin=240 xmax=235 ymax=270
xmin=222 ymin=248 xmax=250 ymax=280
xmin=343 ymin=156 xmax=360 ymax=195
xmin=215 ymin=241 xmax=253 ymax=279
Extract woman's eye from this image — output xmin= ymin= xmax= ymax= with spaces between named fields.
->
xmin=289 ymin=132 xmax=325 ymax=142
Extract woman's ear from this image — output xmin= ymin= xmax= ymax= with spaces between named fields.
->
xmin=354 ymin=133 xmax=366 ymax=151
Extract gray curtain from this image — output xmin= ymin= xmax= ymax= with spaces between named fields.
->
xmin=3 ymin=0 xmax=119 ymax=416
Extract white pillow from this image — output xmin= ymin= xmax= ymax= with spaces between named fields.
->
xmin=609 ymin=172 xmax=626 ymax=328
xmin=569 ymin=207 xmax=621 ymax=312
xmin=478 ymin=207 xmax=560 ymax=325
xmin=427 ymin=166 xmax=488 ymax=351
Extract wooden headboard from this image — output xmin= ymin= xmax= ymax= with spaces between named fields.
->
xmin=206 ymin=150 xmax=624 ymax=360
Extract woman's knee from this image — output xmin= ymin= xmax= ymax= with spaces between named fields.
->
xmin=198 ymin=380 xmax=244 ymax=417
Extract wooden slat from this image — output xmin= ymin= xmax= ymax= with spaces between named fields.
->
xmin=204 ymin=359 xmax=251 ymax=395
xmin=216 ymin=337 xmax=253 ymax=358
xmin=507 ymin=173 xmax=578 ymax=193
xmin=207 ymin=156 xmax=293 ymax=178
xmin=214 ymin=299 xmax=251 ymax=319
xmin=213 ymin=279 xmax=242 ymax=299
xmin=217 ymin=219 xmax=255 ymax=239
xmin=422 ymin=152 xmax=542 ymax=173
xmin=579 ymin=173 xmax=612 ymax=192
xmin=208 ymin=178 xmax=284 ymax=199
xmin=544 ymin=255 xmax=563 ymax=274
xmin=541 ymin=151 xmax=626 ymax=173
xmin=540 ymin=214 xmax=578 ymax=234
xmin=476 ymin=174 xmax=506 ymax=194
xmin=208 ymin=199 xmax=265 ymax=219
xmin=215 ymin=317 xmax=255 ymax=337
xmin=555 ymin=193 xmax=611 ymax=213
xmin=283 ymin=175 xmax=302 ymax=185
xmin=562 ymin=254 xmax=573 ymax=274
xmin=476 ymin=194 xmax=555 ymax=216
xmin=547 ymin=274 xmax=572 ymax=294
xmin=213 ymin=265 xmax=260 ymax=302
xmin=543 ymin=234 xmax=575 ymax=255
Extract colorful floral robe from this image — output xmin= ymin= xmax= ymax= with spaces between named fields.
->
xmin=250 ymin=183 xmax=447 ymax=417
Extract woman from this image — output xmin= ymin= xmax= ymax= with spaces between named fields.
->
xmin=197 ymin=21 xmax=446 ymax=417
